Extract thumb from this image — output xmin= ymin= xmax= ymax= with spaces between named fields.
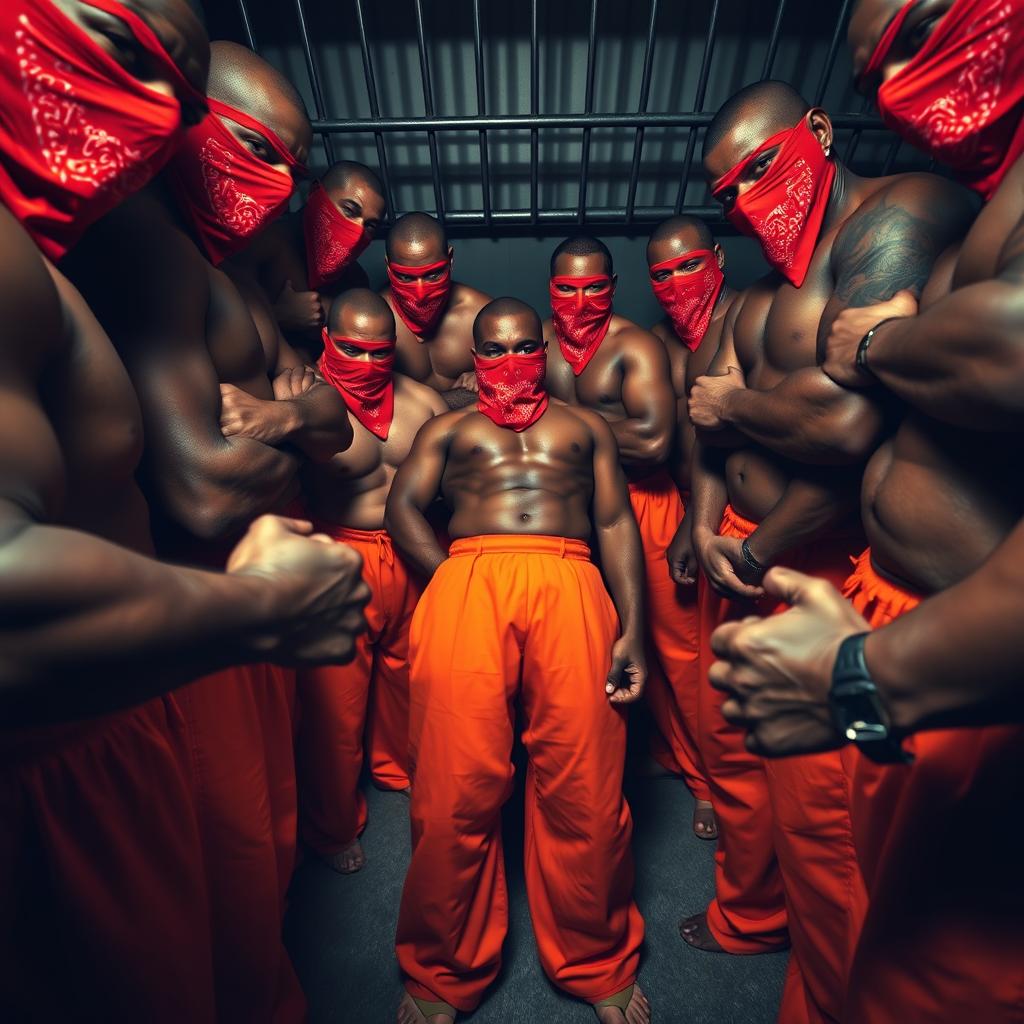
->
xmin=891 ymin=289 xmax=918 ymax=315
xmin=760 ymin=565 xmax=821 ymax=607
xmin=281 ymin=279 xmax=295 ymax=295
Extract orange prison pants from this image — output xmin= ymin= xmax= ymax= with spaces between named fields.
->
xmin=628 ymin=472 xmax=709 ymax=800
xmin=700 ymin=506 xmax=866 ymax=1024
xmin=0 ymin=700 xmax=217 ymax=1022
xmin=396 ymin=536 xmax=644 ymax=1012
xmin=177 ymin=666 xmax=304 ymax=1024
xmin=842 ymin=551 xmax=1024 ymax=1023
xmin=298 ymin=526 xmax=420 ymax=855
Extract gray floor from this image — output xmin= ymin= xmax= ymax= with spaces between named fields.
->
xmin=284 ymin=760 xmax=787 ymax=1023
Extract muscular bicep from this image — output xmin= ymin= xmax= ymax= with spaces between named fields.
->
xmin=388 ymin=417 xmax=453 ymax=512
xmin=621 ymin=333 xmax=675 ymax=427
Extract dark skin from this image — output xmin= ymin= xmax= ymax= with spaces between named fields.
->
xmin=64 ymin=50 xmax=354 ymax=556
xmin=228 ymin=171 xmax=387 ymax=345
xmin=384 ymin=309 xmax=647 ymax=707
xmin=686 ymin=107 xmax=975 ymax=604
xmin=544 ymin=252 xmax=676 ymax=480
xmin=382 ymin=239 xmax=491 ymax=393
xmin=702 ymin=0 xmax=1024 ymax=757
xmin=0 ymin=9 xmax=367 ymax=726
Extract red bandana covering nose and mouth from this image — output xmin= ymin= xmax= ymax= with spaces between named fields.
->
xmin=303 ymin=181 xmax=371 ymax=289
xmin=475 ymin=350 xmax=549 ymax=432
xmin=549 ymin=275 xmax=614 ymax=375
xmin=649 ymin=251 xmax=725 ymax=350
xmin=712 ymin=119 xmax=835 ymax=288
xmin=318 ymin=328 xmax=395 ymax=439
xmin=165 ymin=98 xmax=302 ymax=265
xmin=867 ymin=0 xmax=1024 ymax=200
xmin=0 ymin=0 xmax=205 ymax=260
xmin=386 ymin=258 xmax=452 ymax=336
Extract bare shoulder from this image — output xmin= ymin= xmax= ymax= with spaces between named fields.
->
xmin=450 ymin=282 xmax=492 ymax=316
xmin=561 ymin=402 xmax=613 ymax=444
xmin=614 ymin=319 xmax=670 ymax=364
xmin=650 ymin=317 xmax=674 ymax=344
xmin=846 ymin=172 xmax=978 ymax=241
xmin=417 ymin=405 xmax=475 ymax=443
xmin=395 ymin=373 xmax=449 ymax=417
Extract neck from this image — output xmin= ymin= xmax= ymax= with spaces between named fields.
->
xmin=823 ymin=161 xmax=866 ymax=233
xmin=713 ymin=282 xmax=735 ymax=320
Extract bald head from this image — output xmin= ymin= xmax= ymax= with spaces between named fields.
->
xmin=473 ymin=297 xmax=544 ymax=355
xmin=319 ymin=160 xmax=387 ymax=234
xmin=703 ymin=80 xmax=811 ymax=182
xmin=328 ymin=287 xmax=396 ymax=341
xmin=647 ymin=216 xmax=715 ymax=265
xmin=550 ymin=235 xmax=613 ymax=277
xmin=207 ymin=41 xmax=312 ymax=162
xmin=386 ymin=212 xmax=449 ymax=265
xmin=323 ymin=161 xmax=384 ymax=201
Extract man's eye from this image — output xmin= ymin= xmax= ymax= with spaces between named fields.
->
xmin=906 ymin=15 xmax=940 ymax=55
xmin=100 ymin=28 xmax=141 ymax=66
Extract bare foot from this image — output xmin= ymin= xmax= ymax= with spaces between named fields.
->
xmin=678 ymin=911 xmax=726 ymax=952
xmin=692 ymin=800 xmax=718 ymax=840
xmin=396 ymin=991 xmax=455 ymax=1023
xmin=594 ymin=983 xmax=651 ymax=1024
xmin=325 ymin=839 xmax=366 ymax=875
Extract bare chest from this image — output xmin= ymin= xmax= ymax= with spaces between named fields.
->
xmin=206 ymin=267 xmax=274 ymax=398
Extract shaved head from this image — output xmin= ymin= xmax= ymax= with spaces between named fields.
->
xmin=473 ymin=297 xmax=542 ymax=347
xmin=207 ymin=41 xmax=312 ymax=160
xmin=703 ymin=80 xmax=811 ymax=179
xmin=322 ymin=161 xmax=384 ymax=202
xmin=647 ymin=216 xmax=715 ymax=264
xmin=386 ymin=212 xmax=448 ymax=264
xmin=550 ymin=235 xmax=613 ymax=277
xmin=328 ymin=287 xmax=396 ymax=340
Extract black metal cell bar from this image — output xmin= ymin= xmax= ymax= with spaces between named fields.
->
xmin=530 ymin=0 xmax=539 ymax=224
xmin=442 ymin=205 xmax=727 ymax=225
xmin=673 ymin=0 xmax=720 ymax=215
xmin=761 ymin=0 xmax=787 ymax=79
xmin=844 ymin=94 xmax=876 ymax=165
xmin=236 ymin=0 xmax=257 ymax=50
xmin=577 ymin=0 xmax=600 ymax=224
xmin=625 ymin=0 xmax=660 ymax=224
xmin=352 ymin=0 xmax=397 ymax=217
xmin=882 ymin=134 xmax=903 ymax=175
xmin=814 ymin=0 xmax=853 ymax=105
xmin=314 ymin=112 xmax=884 ymax=132
xmin=293 ymin=0 xmax=335 ymax=164
xmin=471 ymin=0 xmax=491 ymax=225
xmin=413 ymin=0 xmax=446 ymax=220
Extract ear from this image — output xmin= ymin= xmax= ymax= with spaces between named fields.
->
xmin=808 ymin=108 xmax=833 ymax=157
xmin=714 ymin=243 xmax=725 ymax=270
xmin=447 ymin=245 xmax=455 ymax=265
xmin=611 ymin=272 xmax=619 ymax=293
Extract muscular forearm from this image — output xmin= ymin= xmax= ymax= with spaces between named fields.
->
xmin=154 ymin=436 xmax=298 ymax=542
xmin=0 ymin=520 xmax=275 ymax=724
xmin=747 ymin=472 xmax=857 ymax=566
xmin=608 ymin=417 xmax=672 ymax=469
xmin=866 ymin=517 xmax=1024 ymax=732
xmin=279 ymin=383 xmax=353 ymax=461
xmin=721 ymin=370 xmax=882 ymax=464
xmin=867 ymin=286 xmax=1024 ymax=429
xmin=690 ymin=442 xmax=729 ymax=538
xmin=383 ymin=500 xmax=448 ymax=580
xmin=596 ymin=513 xmax=646 ymax=638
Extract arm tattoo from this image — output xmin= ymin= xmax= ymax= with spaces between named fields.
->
xmin=832 ymin=196 xmax=945 ymax=308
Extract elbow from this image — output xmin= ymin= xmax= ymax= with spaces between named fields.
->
xmin=633 ymin=430 xmax=673 ymax=467
xmin=172 ymin=487 xmax=246 ymax=543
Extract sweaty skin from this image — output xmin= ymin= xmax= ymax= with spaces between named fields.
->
xmin=382 ymin=236 xmax=491 ymax=393
xmin=545 ymin=252 xmax=676 ymax=480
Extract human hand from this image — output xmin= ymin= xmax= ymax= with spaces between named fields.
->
xmin=227 ymin=514 xmax=370 ymax=665
xmin=688 ymin=366 xmax=745 ymax=430
xmin=823 ymin=290 xmax=917 ymax=388
xmin=708 ymin=566 xmax=870 ymax=757
xmin=219 ymin=383 xmax=294 ymax=445
xmin=451 ymin=371 xmax=479 ymax=393
xmin=274 ymin=280 xmax=324 ymax=332
xmin=666 ymin=517 xmax=697 ymax=586
xmin=606 ymin=635 xmax=647 ymax=704
xmin=697 ymin=533 xmax=765 ymax=600
xmin=272 ymin=365 xmax=318 ymax=400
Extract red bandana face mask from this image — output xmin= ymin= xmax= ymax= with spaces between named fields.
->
xmin=318 ymin=329 xmax=395 ymax=440
xmin=0 ymin=0 xmax=205 ymax=260
xmin=870 ymin=0 xmax=1024 ymax=200
xmin=549 ymin=275 xmax=614 ymax=375
xmin=474 ymin=350 xmax=549 ymax=432
xmin=649 ymin=250 xmax=725 ymax=351
xmin=165 ymin=98 xmax=301 ymax=265
xmin=303 ymin=181 xmax=370 ymax=289
xmin=712 ymin=119 xmax=835 ymax=288
xmin=386 ymin=258 xmax=452 ymax=336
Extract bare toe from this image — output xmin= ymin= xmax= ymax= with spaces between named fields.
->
xmin=326 ymin=839 xmax=366 ymax=875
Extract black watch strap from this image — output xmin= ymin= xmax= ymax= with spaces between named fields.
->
xmin=831 ymin=633 xmax=912 ymax=765
xmin=855 ymin=317 xmax=900 ymax=376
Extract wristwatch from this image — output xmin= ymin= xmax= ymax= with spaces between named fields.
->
xmin=829 ymin=633 xmax=912 ymax=765
xmin=855 ymin=317 xmax=901 ymax=376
